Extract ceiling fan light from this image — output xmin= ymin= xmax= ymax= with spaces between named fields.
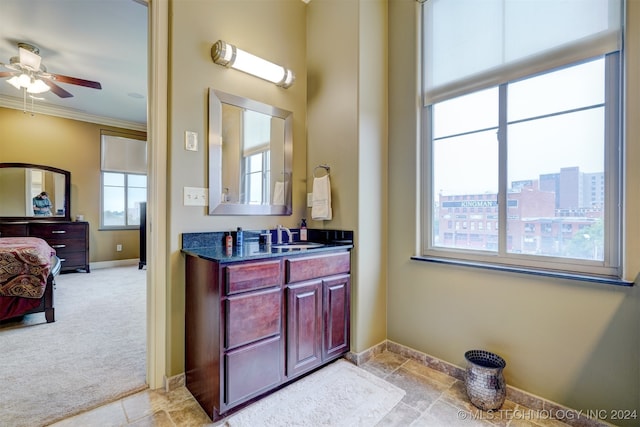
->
xmin=6 ymin=76 xmax=21 ymax=89
xmin=27 ymin=79 xmax=50 ymax=94
xmin=17 ymin=73 xmax=31 ymax=87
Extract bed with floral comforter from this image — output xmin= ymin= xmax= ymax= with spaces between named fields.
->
xmin=0 ymin=237 xmax=59 ymax=323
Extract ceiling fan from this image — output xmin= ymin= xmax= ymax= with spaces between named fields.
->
xmin=0 ymin=42 xmax=102 ymax=98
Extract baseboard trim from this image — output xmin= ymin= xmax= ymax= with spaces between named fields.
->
xmin=91 ymin=259 xmax=139 ymax=270
xmin=164 ymin=373 xmax=185 ymax=392
xmin=350 ymin=340 xmax=611 ymax=427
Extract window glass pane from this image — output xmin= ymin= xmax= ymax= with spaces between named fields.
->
xmin=508 ymin=58 xmax=605 ymax=121
xmin=507 ymin=108 xmax=604 ymax=260
xmin=247 ymin=172 xmax=263 ymax=204
xmin=128 ymin=174 xmax=147 ymax=187
xmin=103 ymin=186 xmax=125 ymax=226
xmin=248 ymin=153 xmax=263 ymax=173
xmin=103 ymin=172 xmax=124 ymax=186
xmin=127 ymin=188 xmax=147 ymax=226
xmin=432 ymin=130 xmax=498 ymax=251
xmin=433 ymin=87 xmax=498 ymax=138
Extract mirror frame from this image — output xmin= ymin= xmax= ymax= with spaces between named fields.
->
xmin=208 ymin=88 xmax=293 ymax=215
xmin=0 ymin=162 xmax=71 ymax=221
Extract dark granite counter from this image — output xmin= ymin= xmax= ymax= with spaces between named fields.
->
xmin=181 ymin=229 xmax=353 ymax=263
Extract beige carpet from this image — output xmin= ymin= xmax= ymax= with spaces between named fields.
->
xmin=0 ymin=265 xmax=147 ymax=427
xmin=224 ymin=359 xmax=405 ymax=427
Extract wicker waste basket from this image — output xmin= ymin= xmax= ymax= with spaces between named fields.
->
xmin=464 ymin=349 xmax=507 ymax=411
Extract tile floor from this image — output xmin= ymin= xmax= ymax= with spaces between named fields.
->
xmin=49 ymin=350 xmax=576 ymax=427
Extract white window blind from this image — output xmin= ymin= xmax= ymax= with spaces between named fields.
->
xmin=423 ymin=0 xmax=622 ymax=105
xmin=101 ymin=134 xmax=147 ymax=174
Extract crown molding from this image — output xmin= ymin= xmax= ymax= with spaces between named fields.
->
xmin=0 ymin=95 xmax=147 ymax=132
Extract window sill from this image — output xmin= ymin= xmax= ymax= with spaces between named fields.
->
xmin=411 ymin=256 xmax=634 ymax=287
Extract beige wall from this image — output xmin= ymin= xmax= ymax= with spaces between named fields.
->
xmin=306 ymin=0 xmax=389 ymax=353
xmin=0 ymin=107 xmax=145 ymax=263
xmin=167 ymin=0 xmax=307 ymax=375
xmin=387 ymin=0 xmax=639 ymax=422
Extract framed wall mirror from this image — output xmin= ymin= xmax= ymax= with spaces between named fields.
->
xmin=0 ymin=163 xmax=71 ymax=221
xmin=208 ymin=88 xmax=293 ymax=215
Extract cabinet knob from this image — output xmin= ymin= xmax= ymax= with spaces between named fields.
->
xmin=51 ymin=230 xmax=66 ymax=234
xmin=51 ymin=244 xmax=66 ymax=249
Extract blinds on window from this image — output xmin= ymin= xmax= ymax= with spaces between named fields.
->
xmin=423 ymin=0 xmax=623 ymax=105
xmin=101 ymin=134 xmax=147 ymax=174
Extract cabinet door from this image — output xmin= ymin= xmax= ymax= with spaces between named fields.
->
xmin=286 ymin=280 xmax=322 ymax=378
xmin=323 ymin=274 xmax=351 ymax=361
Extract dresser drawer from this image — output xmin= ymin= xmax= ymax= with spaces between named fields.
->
xmin=0 ymin=223 xmax=29 ymax=237
xmin=29 ymin=223 xmax=87 ymax=239
xmin=225 ymin=287 xmax=282 ymax=349
xmin=57 ymin=251 xmax=88 ymax=267
xmin=225 ymin=260 xmax=282 ymax=295
xmin=285 ymin=252 xmax=350 ymax=283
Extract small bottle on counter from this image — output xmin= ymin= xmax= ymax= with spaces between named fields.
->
xmin=236 ymin=227 xmax=243 ymax=247
xmin=300 ymin=219 xmax=307 ymax=241
xmin=225 ymin=232 xmax=233 ymax=256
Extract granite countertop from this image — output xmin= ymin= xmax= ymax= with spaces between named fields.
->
xmin=181 ymin=229 xmax=354 ymax=263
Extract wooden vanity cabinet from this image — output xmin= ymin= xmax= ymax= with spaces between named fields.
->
xmin=185 ymin=256 xmax=284 ymax=420
xmin=185 ymin=249 xmax=351 ymax=422
xmin=285 ymin=251 xmax=351 ymax=379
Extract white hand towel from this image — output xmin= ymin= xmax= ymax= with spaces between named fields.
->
xmin=272 ymin=181 xmax=286 ymax=205
xmin=311 ymin=175 xmax=332 ymax=220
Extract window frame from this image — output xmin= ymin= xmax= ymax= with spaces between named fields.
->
xmin=99 ymin=131 xmax=148 ymax=230
xmin=418 ymin=52 xmax=626 ymax=284
xmin=100 ymin=171 xmax=148 ymax=230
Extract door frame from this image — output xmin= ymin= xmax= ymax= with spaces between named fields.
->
xmin=146 ymin=0 xmax=168 ymax=390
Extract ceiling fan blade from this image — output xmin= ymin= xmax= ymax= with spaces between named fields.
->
xmin=49 ymin=73 xmax=102 ymax=90
xmin=43 ymin=79 xmax=74 ymax=98
xmin=0 ymin=71 xmax=16 ymax=78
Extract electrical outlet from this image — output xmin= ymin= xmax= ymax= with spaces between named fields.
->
xmin=184 ymin=187 xmax=208 ymax=206
xmin=116 ymin=244 xmax=122 ymax=252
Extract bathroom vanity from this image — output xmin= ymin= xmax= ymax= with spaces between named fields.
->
xmin=182 ymin=232 xmax=352 ymax=421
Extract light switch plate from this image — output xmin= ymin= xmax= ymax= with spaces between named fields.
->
xmin=184 ymin=187 xmax=208 ymax=206
xmin=185 ymin=131 xmax=198 ymax=151
xmin=307 ymin=193 xmax=313 ymax=208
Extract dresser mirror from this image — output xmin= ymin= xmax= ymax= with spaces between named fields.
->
xmin=0 ymin=163 xmax=71 ymax=221
xmin=209 ymin=88 xmax=293 ymax=215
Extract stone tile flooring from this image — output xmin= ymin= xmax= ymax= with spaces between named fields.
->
xmin=49 ymin=351 xmax=576 ymax=427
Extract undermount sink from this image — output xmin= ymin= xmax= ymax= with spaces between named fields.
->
xmin=271 ymin=241 xmax=325 ymax=249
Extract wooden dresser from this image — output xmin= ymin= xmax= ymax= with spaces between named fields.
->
xmin=0 ymin=221 xmax=90 ymax=273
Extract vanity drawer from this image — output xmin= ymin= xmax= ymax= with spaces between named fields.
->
xmin=224 ymin=260 xmax=282 ymax=295
xmin=285 ymin=252 xmax=350 ymax=283
xmin=225 ymin=287 xmax=282 ymax=349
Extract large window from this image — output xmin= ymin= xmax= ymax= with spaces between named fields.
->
xmin=101 ymin=132 xmax=147 ymax=229
xmin=421 ymin=0 xmax=623 ymax=280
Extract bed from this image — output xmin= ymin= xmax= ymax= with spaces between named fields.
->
xmin=0 ymin=237 xmax=60 ymax=323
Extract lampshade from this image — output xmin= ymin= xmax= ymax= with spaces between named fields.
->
xmin=6 ymin=73 xmax=51 ymax=94
xmin=211 ymin=40 xmax=295 ymax=89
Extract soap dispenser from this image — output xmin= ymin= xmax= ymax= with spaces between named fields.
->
xmin=300 ymin=219 xmax=307 ymax=241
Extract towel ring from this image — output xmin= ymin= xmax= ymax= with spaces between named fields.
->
xmin=313 ymin=165 xmax=330 ymax=178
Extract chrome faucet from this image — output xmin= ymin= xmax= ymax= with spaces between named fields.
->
xmin=276 ymin=225 xmax=292 ymax=244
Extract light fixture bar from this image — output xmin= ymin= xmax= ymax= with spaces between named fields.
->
xmin=211 ymin=40 xmax=295 ymax=89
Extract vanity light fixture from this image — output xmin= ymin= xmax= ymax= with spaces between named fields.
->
xmin=211 ymin=40 xmax=295 ymax=89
